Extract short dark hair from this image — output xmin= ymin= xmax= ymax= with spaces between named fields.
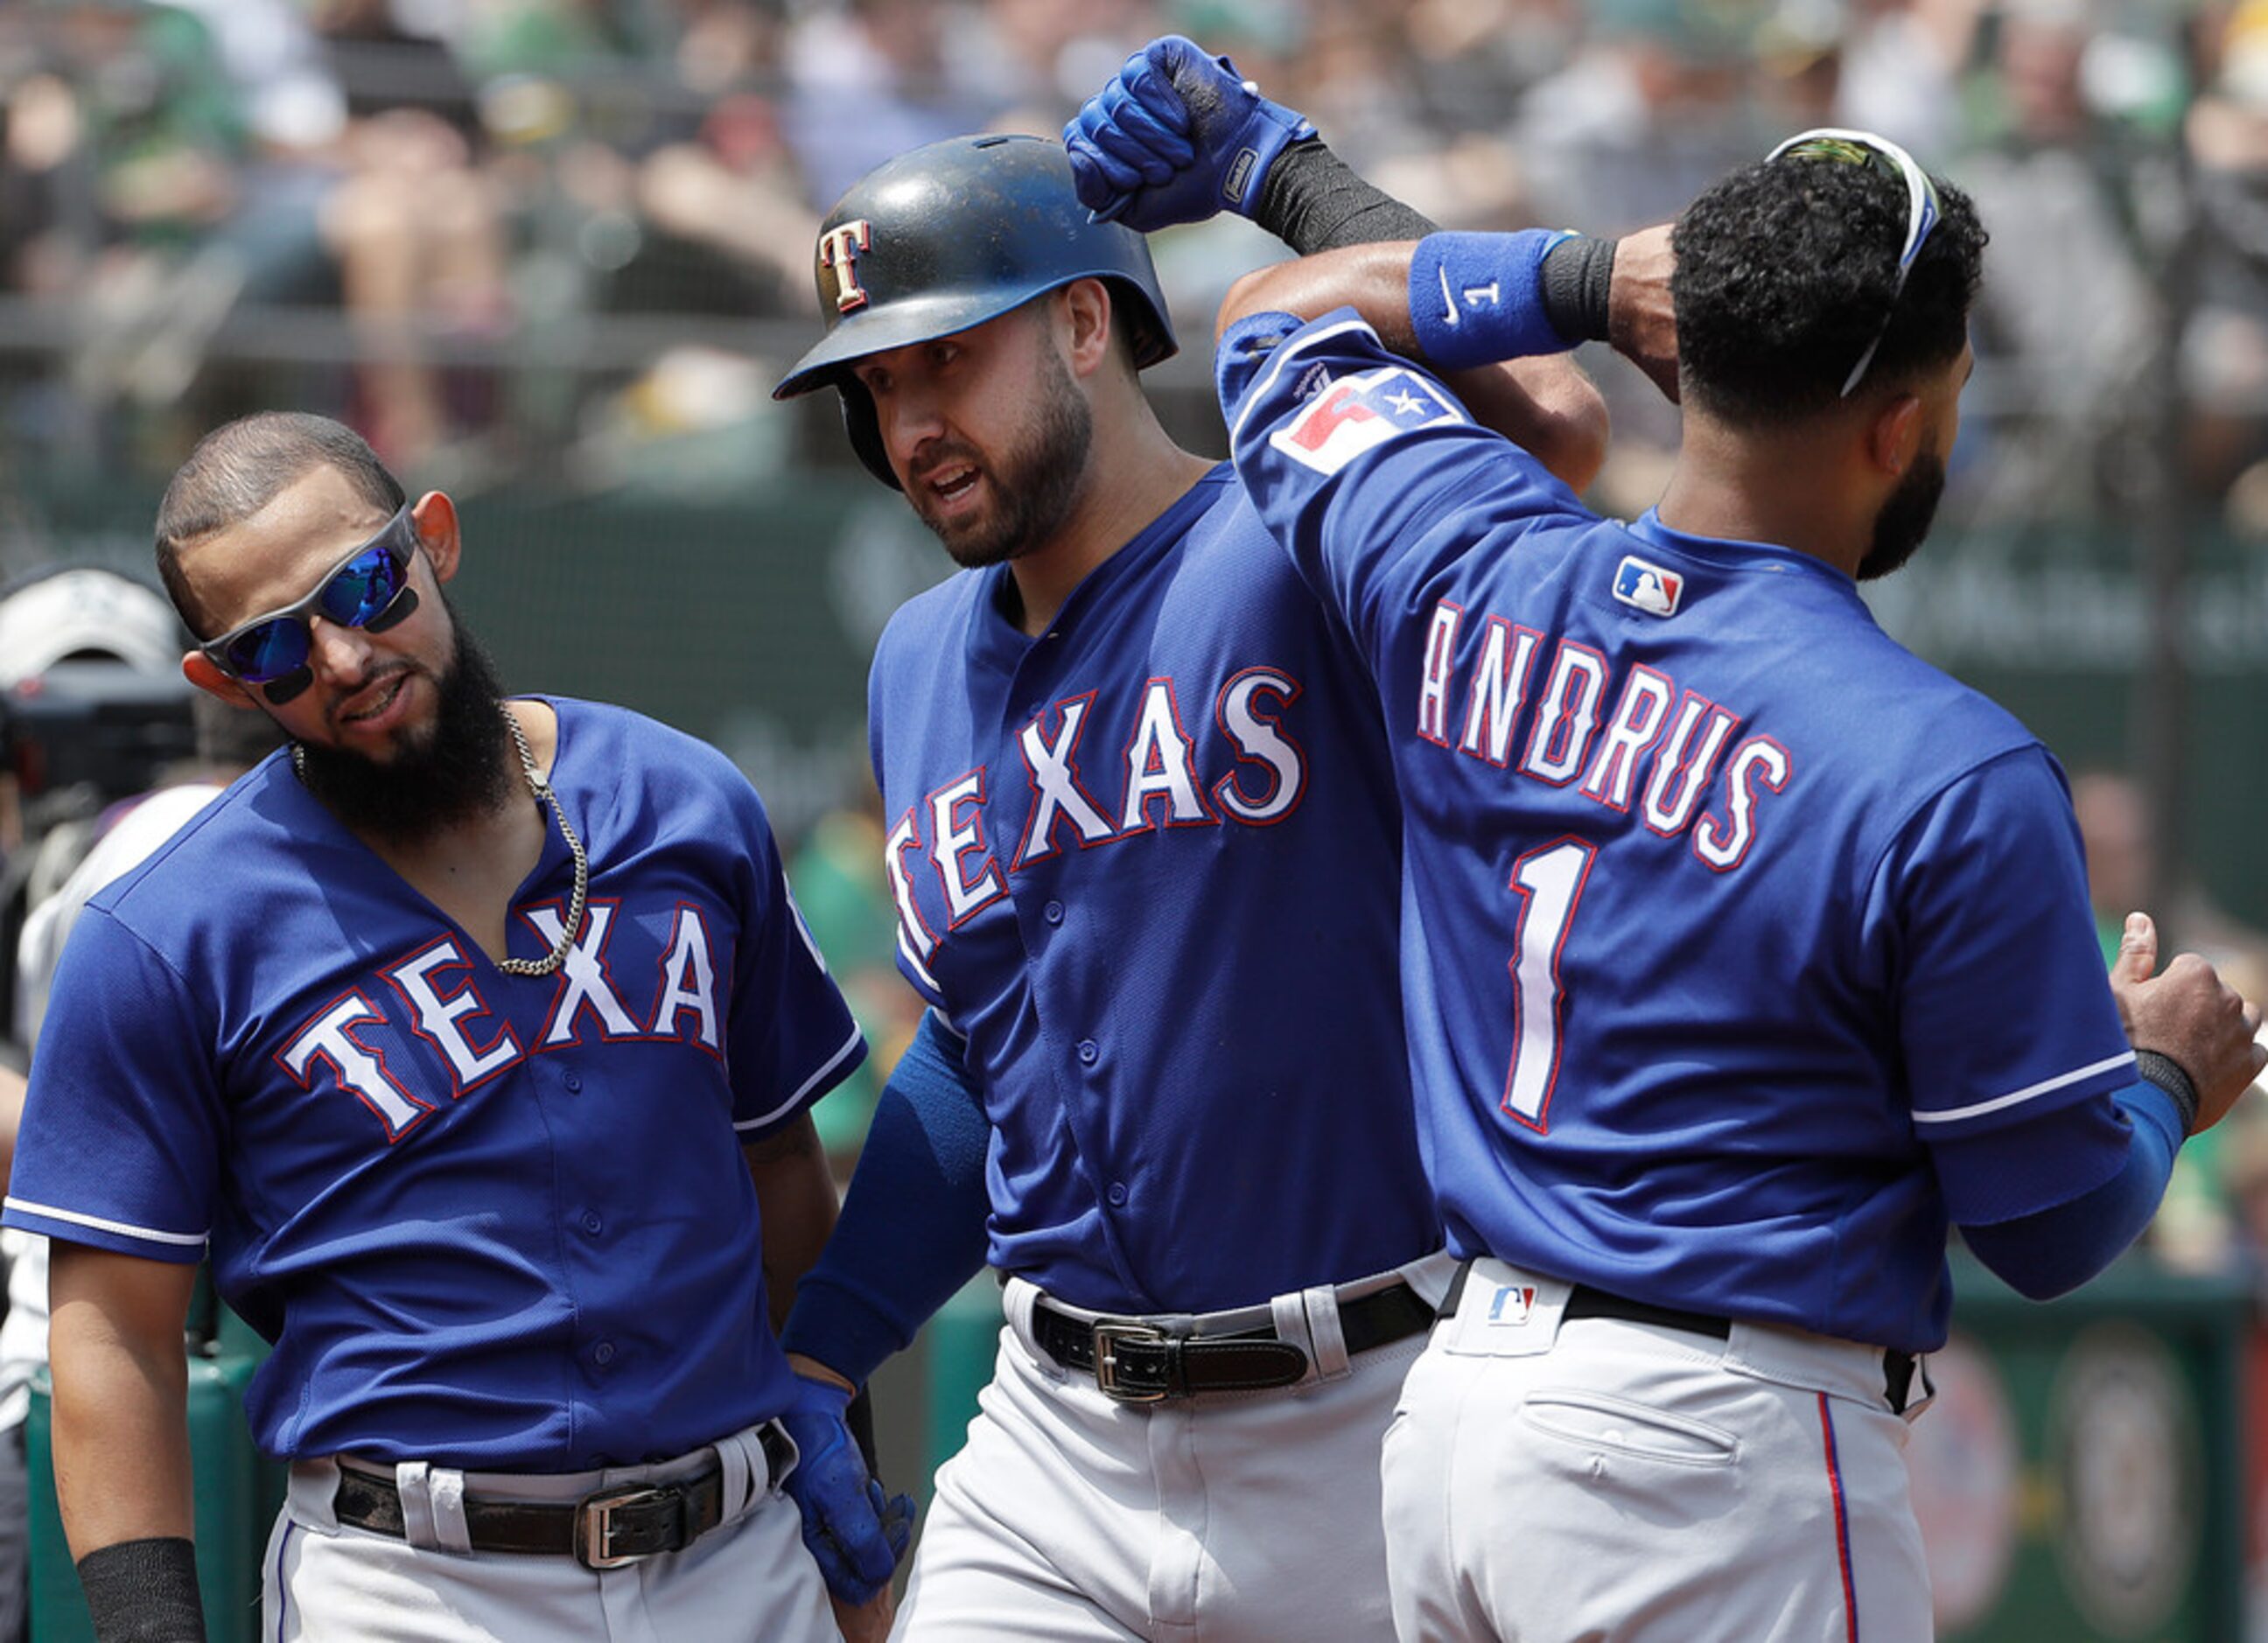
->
xmin=1670 ymin=152 xmax=1986 ymax=426
xmin=155 ymin=413 xmax=403 ymax=638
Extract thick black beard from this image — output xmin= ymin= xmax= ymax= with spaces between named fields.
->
xmin=1858 ymin=450 xmax=1947 ymax=583
xmin=914 ymin=343 xmax=1094 ymax=570
xmin=293 ymin=614 xmax=514 ymax=845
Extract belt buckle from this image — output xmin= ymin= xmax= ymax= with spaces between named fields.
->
xmin=1090 ymin=1320 xmax=1171 ymax=1404
xmin=576 ymin=1484 xmax=677 ymax=1570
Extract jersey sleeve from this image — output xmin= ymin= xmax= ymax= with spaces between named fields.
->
xmin=778 ymin=1008 xmax=991 ymax=1385
xmin=722 ymin=780 xmax=868 ymax=1139
xmin=1872 ymin=747 xmax=2137 ymax=1223
xmin=866 ymin=615 xmax=950 ymax=1015
xmin=3 ymin=906 xmax=220 ymax=1262
xmin=1214 ymin=307 xmax=1591 ymax=670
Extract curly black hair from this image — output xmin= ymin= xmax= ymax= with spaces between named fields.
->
xmin=1670 ymin=150 xmax=1986 ymax=426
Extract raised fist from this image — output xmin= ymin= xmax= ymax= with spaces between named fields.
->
xmin=1064 ymin=35 xmax=1314 ymax=233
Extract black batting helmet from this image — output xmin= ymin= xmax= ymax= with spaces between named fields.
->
xmin=772 ymin=133 xmax=1177 ymax=489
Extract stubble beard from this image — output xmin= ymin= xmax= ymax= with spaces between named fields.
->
xmin=911 ymin=346 xmax=1095 ymax=570
xmin=1858 ymin=449 xmax=1947 ymax=583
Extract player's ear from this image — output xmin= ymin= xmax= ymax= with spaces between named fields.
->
xmin=409 ymin=491 xmax=462 ymax=584
xmin=183 ymin=649 xmax=258 ymax=706
xmin=1866 ymin=395 xmax=1925 ymax=479
xmin=1060 ymin=277 xmax=1114 ymax=379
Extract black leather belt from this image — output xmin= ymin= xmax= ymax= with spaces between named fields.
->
xmin=1032 ymin=1281 xmax=1436 ymax=1403
xmin=1558 ymin=1281 xmax=1922 ymax=1417
xmin=1564 ymin=1283 xmax=1733 ymax=1340
xmin=332 ymin=1423 xmax=793 ymax=1570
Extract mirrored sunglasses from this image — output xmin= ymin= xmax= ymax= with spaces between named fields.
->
xmin=199 ymin=506 xmax=421 ymax=704
xmin=1765 ymin=127 xmax=1943 ymax=396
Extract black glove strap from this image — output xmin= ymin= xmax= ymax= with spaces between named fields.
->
xmin=1541 ymin=234 xmax=1618 ymax=345
xmin=78 ymin=1536 xmax=206 ymax=1643
xmin=2135 ymin=1049 xmax=2202 ymax=1136
xmin=844 ymin=1383 xmax=880 ymax=1478
xmin=1255 ymin=138 xmax=1438 ymax=255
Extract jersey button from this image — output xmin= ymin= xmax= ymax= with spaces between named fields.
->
xmin=1076 ymin=1039 xmax=1098 ymax=1066
xmin=563 ymin=1072 xmax=583 ymax=1093
xmin=1106 ymin=1181 xmax=1128 ymax=1207
xmin=593 ymin=1341 xmax=616 ymax=1366
xmin=1044 ymin=900 xmax=1064 ymax=926
xmin=582 ymin=1212 xmax=603 ymax=1236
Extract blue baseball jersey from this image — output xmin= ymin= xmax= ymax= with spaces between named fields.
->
xmin=4 ymin=698 xmax=864 ymax=1467
xmin=868 ymin=466 xmax=1438 ymax=1314
xmin=1217 ymin=312 xmax=2138 ymax=1352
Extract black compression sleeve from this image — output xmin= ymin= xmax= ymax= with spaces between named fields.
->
xmin=2134 ymin=1049 xmax=2202 ymax=1135
xmin=1253 ymin=138 xmax=1437 ymax=255
xmin=1540 ymin=234 xmax=1618 ymax=345
xmin=77 ymin=1537 xmax=206 ymax=1643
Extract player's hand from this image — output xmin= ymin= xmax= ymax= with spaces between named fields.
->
xmin=1064 ymin=34 xmax=1314 ymax=231
xmin=779 ymin=1372 xmax=917 ymax=1607
xmin=830 ymin=1582 xmax=897 ymax=1643
xmin=1607 ymin=222 xmax=1679 ymax=403
xmin=2110 ymin=911 xmax=2267 ymax=1133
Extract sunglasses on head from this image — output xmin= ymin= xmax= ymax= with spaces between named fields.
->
xmin=199 ymin=505 xmax=421 ymax=704
xmin=1765 ymin=127 xmax=1942 ymax=397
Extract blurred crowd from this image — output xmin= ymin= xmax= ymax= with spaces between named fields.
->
xmin=5 ymin=0 xmax=2268 ymax=524
xmin=8 ymin=0 xmax=2268 ymax=1268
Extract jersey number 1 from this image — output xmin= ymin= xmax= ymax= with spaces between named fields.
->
xmin=1502 ymin=838 xmax=1596 ymax=1131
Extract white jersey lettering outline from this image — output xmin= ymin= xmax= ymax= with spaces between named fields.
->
xmin=928 ymin=769 xmax=1008 ymax=926
xmin=1579 ymin=665 xmax=1676 ymax=812
xmin=653 ymin=905 xmax=723 ymax=1052
xmin=280 ymin=991 xmax=430 ymax=1140
xmin=1213 ymin=668 xmax=1307 ymax=823
xmin=1520 ymin=641 xmax=1610 ymax=786
xmin=1014 ymin=695 xmax=1116 ymax=867
xmin=388 ymin=940 xmax=522 ymax=1091
xmin=532 ymin=901 xmax=640 ymax=1045
xmin=1418 ymin=601 xmax=1461 ymax=747
xmin=1118 ymin=679 xmax=1218 ymax=832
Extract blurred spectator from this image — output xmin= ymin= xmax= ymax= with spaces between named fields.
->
xmin=781 ymin=0 xmax=1004 ymax=208
xmin=1958 ymin=0 xmax=2160 ymax=521
xmin=2070 ymin=766 xmax=2268 ymax=1272
xmin=0 ymin=691 xmax=284 ymax=1643
xmin=1834 ymin=0 xmax=1978 ymax=160
xmin=0 ymin=563 xmax=196 ymax=1643
xmin=2180 ymin=0 xmax=2268 ymax=526
xmin=0 ymin=567 xmax=188 ymax=1051
xmin=319 ymin=102 xmax=511 ymax=469
xmin=1509 ymin=0 xmax=1772 ymax=513
xmin=631 ymin=90 xmax=819 ymax=314
xmin=0 ymin=1 xmax=249 ymax=425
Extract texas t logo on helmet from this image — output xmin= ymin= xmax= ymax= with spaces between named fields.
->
xmin=817 ymin=220 xmax=873 ymax=313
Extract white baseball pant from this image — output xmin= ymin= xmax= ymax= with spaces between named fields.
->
xmin=262 ymin=1420 xmax=834 ymax=1642
xmin=893 ymin=1254 xmax=1459 ymax=1642
xmin=1382 ymin=1258 xmax=1934 ymax=1642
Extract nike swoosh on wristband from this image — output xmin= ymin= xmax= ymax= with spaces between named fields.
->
xmin=1438 ymin=263 xmax=1460 ymax=326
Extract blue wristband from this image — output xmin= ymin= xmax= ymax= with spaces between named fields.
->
xmin=1408 ymin=230 xmax=1577 ymax=371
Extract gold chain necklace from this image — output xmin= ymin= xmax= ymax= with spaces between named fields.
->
xmin=292 ymin=704 xmax=590 ymax=977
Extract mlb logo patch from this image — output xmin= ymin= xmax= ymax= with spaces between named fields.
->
xmin=1613 ymin=556 xmax=1684 ymax=617
xmin=1270 ymin=367 xmax=1464 ymax=477
xmin=1485 ymin=1284 xmax=1537 ymax=1327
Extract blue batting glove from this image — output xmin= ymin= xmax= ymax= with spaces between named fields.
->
xmin=1064 ymin=34 xmax=1315 ymax=231
xmin=778 ymin=1374 xmax=915 ymax=1605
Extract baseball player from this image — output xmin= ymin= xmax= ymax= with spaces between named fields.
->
xmin=3 ymin=412 xmax=907 ymax=1642
xmin=767 ymin=132 xmax=1606 ymax=1640
xmin=1078 ymin=63 xmax=2268 ymax=1640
